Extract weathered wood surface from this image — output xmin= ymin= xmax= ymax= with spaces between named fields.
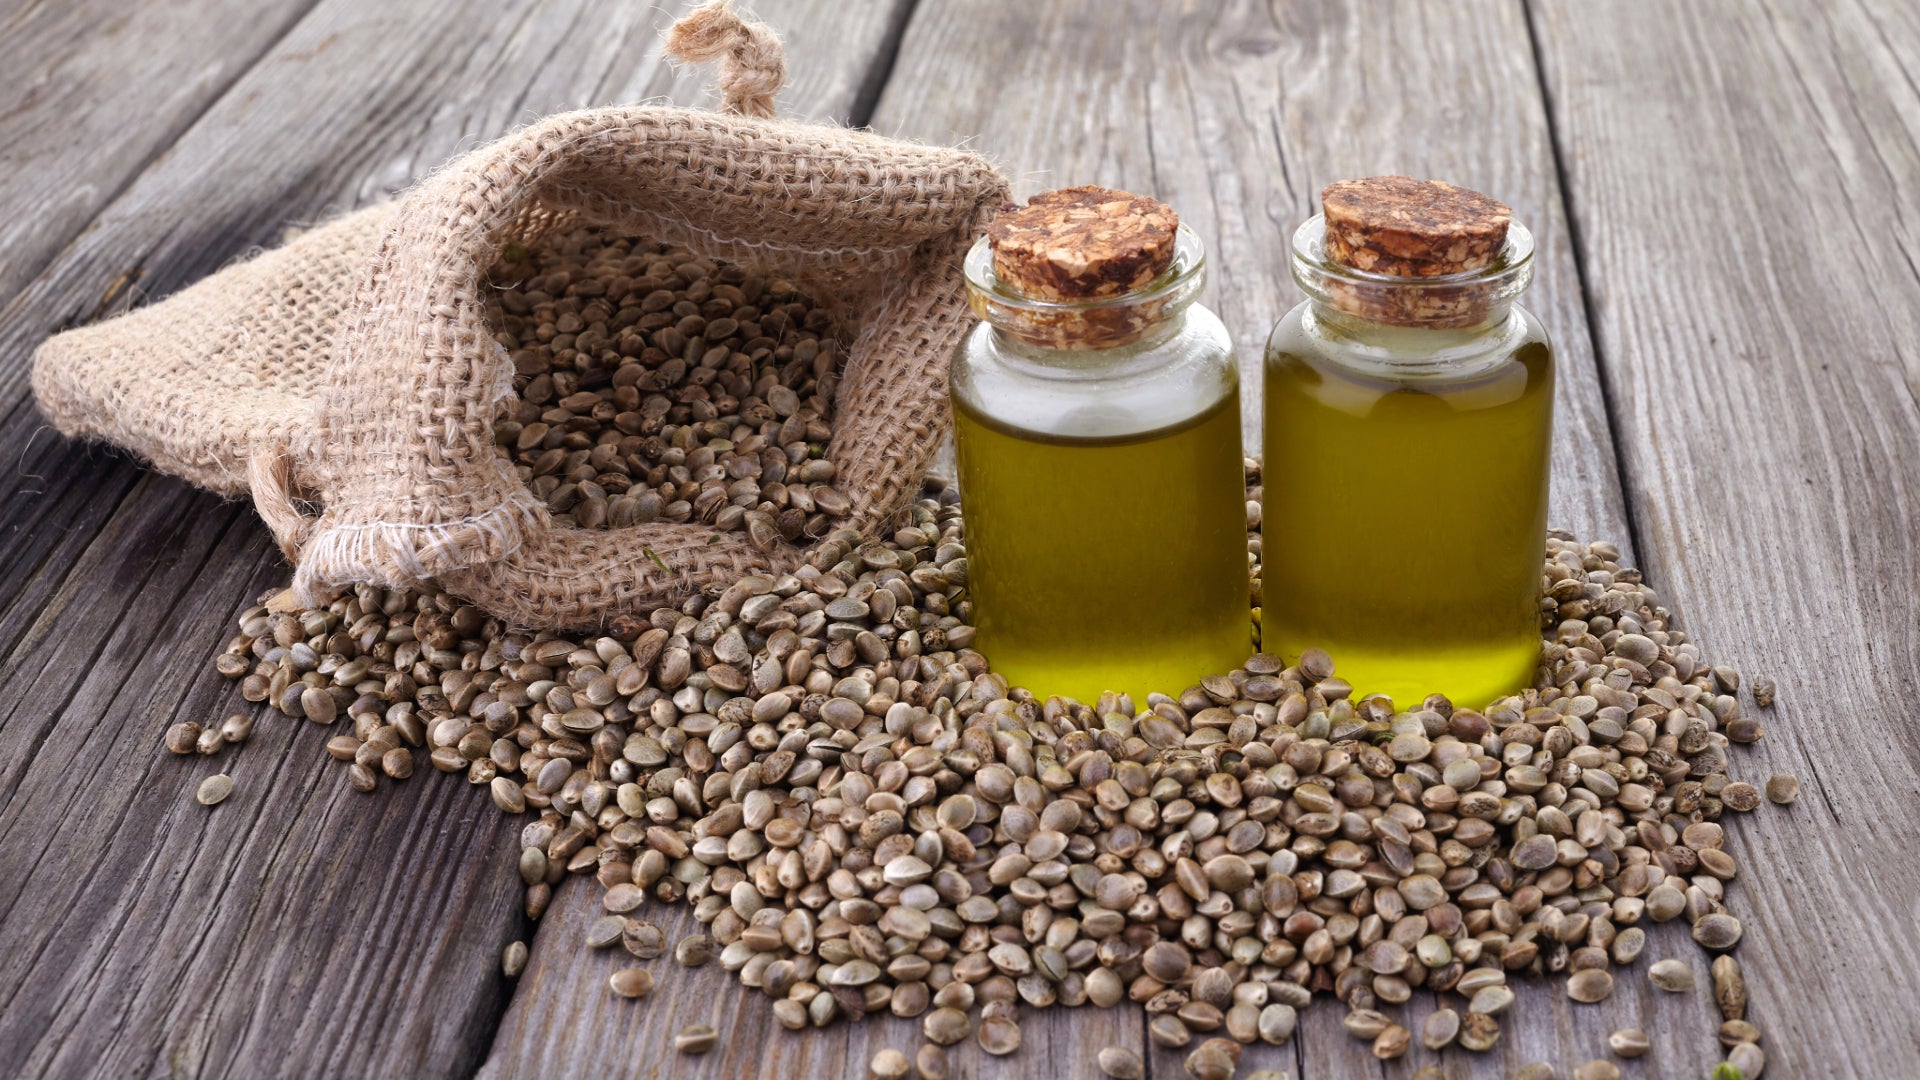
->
xmin=2 ymin=0 xmax=1918 ymax=1077
xmin=0 ymin=0 xmax=320 ymax=310
xmin=0 ymin=2 xmax=903 ymax=1078
xmin=1531 ymin=0 xmax=1920 ymax=1072
xmin=0 ymin=484 xmax=523 ymax=1079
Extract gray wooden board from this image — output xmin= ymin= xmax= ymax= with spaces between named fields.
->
xmin=0 ymin=485 xmax=528 ymax=1079
xmin=0 ymin=1 xmax=906 ymax=1077
xmin=0 ymin=0 xmax=321 ymax=311
xmin=1531 ymin=0 xmax=1920 ymax=1072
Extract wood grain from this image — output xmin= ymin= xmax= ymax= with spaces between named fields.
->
xmin=0 ymin=487 xmax=527 ymax=1079
xmin=0 ymin=0 xmax=321 ymax=311
xmin=0 ymin=2 xmax=905 ymax=1078
xmin=1532 ymin=0 xmax=1920 ymax=1073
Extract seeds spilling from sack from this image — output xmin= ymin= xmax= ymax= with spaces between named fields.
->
xmin=484 ymin=229 xmax=851 ymax=545
xmin=207 ymin=460 xmax=1780 ymax=1074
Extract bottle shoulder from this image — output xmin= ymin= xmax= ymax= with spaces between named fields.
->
xmin=1265 ymin=302 xmax=1553 ymax=384
xmin=954 ymin=304 xmax=1238 ymax=440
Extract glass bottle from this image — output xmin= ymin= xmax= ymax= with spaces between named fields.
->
xmin=952 ymin=189 xmax=1250 ymax=705
xmin=1261 ymin=179 xmax=1553 ymax=708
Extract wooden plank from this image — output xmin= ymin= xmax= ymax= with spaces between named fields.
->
xmin=0 ymin=486 xmax=528 ymax=1079
xmin=0 ymin=2 xmax=905 ymax=1078
xmin=0 ymin=0 xmax=322 ymax=312
xmin=1530 ymin=0 xmax=1920 ymax=1073
xmin=0 ymin=399 xmax=146 ymax=669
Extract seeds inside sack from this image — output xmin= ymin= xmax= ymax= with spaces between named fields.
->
xmin=484 ymin=230 xmax=852 ymax=546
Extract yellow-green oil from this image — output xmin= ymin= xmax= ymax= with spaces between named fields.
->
xmin=954 ymin=392 xmax=1251 ymax=705
xmin=1261 ymin=313 xmax=1553 ymax=708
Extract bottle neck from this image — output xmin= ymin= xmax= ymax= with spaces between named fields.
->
xmin=985 ymin=302 xmax=1191 ymax=366
xmin=1289 ymin=213 xmax=1537 ymax=333
xmin=1302 ymin=298 xmax=1523 ymax=377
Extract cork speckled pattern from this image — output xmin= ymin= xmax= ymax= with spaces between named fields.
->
xmin=1321 ymin=175 xmax=1511 ymax=278
xmin=986 ymin=186 xmax=1178 ymax=302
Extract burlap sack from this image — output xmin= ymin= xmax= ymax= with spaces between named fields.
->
xmin=32 ymin=2 xmax=1007 ymax=629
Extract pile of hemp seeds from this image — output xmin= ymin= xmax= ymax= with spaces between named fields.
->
xmin=175 ymin=234 xmax=1796 ymax=1080
xmin=482 ymin=229 xmax=853 ymax=543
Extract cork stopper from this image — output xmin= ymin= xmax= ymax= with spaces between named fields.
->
xmin=987 ymin=186 xmax=1178 ymax=303
xmin=1313 ymin=177 xmax=1516 ymax=327
xmin=1322 ymin=177 xmax=1511 ymax=278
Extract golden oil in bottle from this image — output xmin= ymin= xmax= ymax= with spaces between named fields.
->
xmin=951 ymin=187 xmax=1250 ymax=705
xmin=955 ymin=391 xmax=1249 ymax=705
xmin=1261 ymin=178 xmax=1554 ymax=708
xmin=1263 ymin=319 xmax=1552 ymax=706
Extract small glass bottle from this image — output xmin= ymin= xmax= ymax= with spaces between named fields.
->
xmin=1262 ymin=177 xmax=1554 ymax=708
xmin=952 ymin=187 xmax=1250 ymax=705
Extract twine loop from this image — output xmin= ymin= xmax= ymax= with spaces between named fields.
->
xmin=664 ymin=0 xmax=786 ymax=119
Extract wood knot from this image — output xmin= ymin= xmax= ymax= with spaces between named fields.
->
xmin=664 ymin=0 xmax=787 ymax=119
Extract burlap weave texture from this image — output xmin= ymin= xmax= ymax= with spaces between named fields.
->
xmin=32 ymin=5 xmax=1008 ymax=629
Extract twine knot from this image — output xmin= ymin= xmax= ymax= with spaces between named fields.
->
xmin=664 ymin=0 xmax=786 ymax=119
